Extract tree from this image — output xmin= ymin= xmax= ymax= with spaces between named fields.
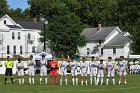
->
xmin=0 ymin=0 xmax=9 ymax=14
xmin=46 ymin=13 xmax=85 ymax=57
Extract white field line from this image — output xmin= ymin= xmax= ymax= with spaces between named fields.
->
xmin=39 ymin=87 xmax=139 ymax=93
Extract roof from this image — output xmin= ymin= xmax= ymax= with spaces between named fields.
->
xmin=16 ymin=21 xmax=43 ymax=30
xmin=6 ymin=25 xmax=22 ymax=29
xmin=104 ymin=32 xmax=129 ymax=47
xmin=82 ymin=26 xmax=117 ymax=42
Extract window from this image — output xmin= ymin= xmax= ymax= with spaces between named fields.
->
xmin=113 ymin=48 xmax=116 ymax=54
xmin=99 ymin=40 xmax=101 ymax=45
xmin=18 ymin=32 xmax=21 ymax=40
xmin=12 ymin=32 xmax=15 ymax=40
xmin=32 ymin=46 xmax=36 ymax=53
xmin=7 ymin=45 xmax=10 ymax=54
xmin=4 ymin=20 xmax=6 ymax=24
xmin=101 ymin=48 xmax=103 ymax=55
xmin=87 ymin=52 xmax=90 ymax=55
xmin=13 ymin=46 xmax=16 ymax=54
xmin=20 ymin=46 xmax=22 ymax=54
xmin=28 ymin=33 xmax=31 ymax=40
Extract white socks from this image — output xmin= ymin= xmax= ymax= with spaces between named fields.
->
xmin=19 ymin=79 xmax=21 ymax=84
xmin=29 ymin=77 xmax=31 ymax=84
xmin=45 ymin=78 xmax=47 ymax=84
xmin=81 ymin=80 xmax=83 ymax=85
xmin=101 ymin=78 xmax=103 ymax=85
xmin=32 ymin=78 xmax=34 ymax=84
xmin=106 ymin=78 xmax=109 ymax=85
xmin=85 ymin=80 xmax=88 ymax=85
xmin=40 ymin=78 xmax=42 ymax=84
xmin=125 ymin=81 xmax=127 ymax=84
xmin=112 ymin=78 xmax=115 ymax=85
xmin=119 ymin=80 xmax=121 ymax=85
xmin=76 ymin=78 xmax=78 ymax=85
xmin=60 ymin=78 xmax=62 ymax=85
xmin=90 ymin=77 xmax=93 ymax=85
xmin=65 ymin=79 xmax=67 ymax=85
xmin=94 ymin=77 xmax=96 ymax=85
xmin=22 ymin=78 xmax=24 ymax=84
xmin=96 ymin=78 xmax=99 ymax=85
xmin=72 ymin=78 xmax=75 ymax=85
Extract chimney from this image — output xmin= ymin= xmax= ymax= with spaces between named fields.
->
xmin=33 ymin=17 xmax=37 ymax=23
xmin=97 ymin=23 xmax=101 ymax=30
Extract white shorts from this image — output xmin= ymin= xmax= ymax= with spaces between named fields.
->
xmin=17 ymin=69 xmax=24 ymax=76
xmin=119 ymin=70 xmax=127 ymax=76
xmin=81 ymin=71 xmax=87 ymax=77
xmin=90 ymin=70 xmax=96 ymax=77
xmin=40 ymin=68 xmax=47 ymax=76
xmin=28 ymin=70 xmax=35 ymax=76
xmin=71 ymin=70 xmax=77 ymax=76
xmin=135 ymin=65 xmax=139 ymax=69
xmin=107 ymin=70 xmax=115 ymax=77
xmin=130 ymin=65 xmax=134 ymax=70
xmin=97 ymin=70 xmax=104 ymax=77
xmin=60 ymin=69 xmax=67 ymax=76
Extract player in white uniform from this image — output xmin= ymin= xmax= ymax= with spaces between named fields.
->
xmin=60 ymin=57 xmax=69 ymax=85
xmin=97 ymin=59 xmax=105 ymax=85
xmin=27 ymin=55 xmax=36 ymax=84
xmin=106 ymin=57 xmax=115 ymax=85
xmin=39 ymin=55 xmax=48 ymax=84
xmin=89 ymin=56 xmax=97 ymax=85
xmin=134 ymin=59 xmax=139 ymax=74
xmin=80 ymin=57 xmax=88 ymax=85
xmin=16 ymin=58 xmax=24 ymax=84
xmin=129 ymin=59 xmax=134 ymax=74
xmin=69 ymin=59 xmax=78 ymax=85
xmin=118 ymin=56 xmax=128 ymax=85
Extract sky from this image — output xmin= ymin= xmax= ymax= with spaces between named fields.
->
xmin=7 ymin=0 xmax=29 ymax=10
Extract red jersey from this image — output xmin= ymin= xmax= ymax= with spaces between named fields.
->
xmin=49 ymin=60 xmax=58 ymax=71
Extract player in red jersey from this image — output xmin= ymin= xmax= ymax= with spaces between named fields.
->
xmin=49 ymin=57 xmax=59 ymax=84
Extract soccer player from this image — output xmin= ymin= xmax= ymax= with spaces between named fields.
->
xmin=16 ymin=58 xmax=24 ymax=84
xmin=27 ymin=55 xmax=36 ymax=84
xmin=39 ymin=55 xmax=47 ymax=84
xmin=118 ymin=56 xmax=128 ymax=85
xmin=80 ymin=57 xmax=88 ymax=85
xmin=4 ymin=56 xmax=14 ymax=84
xmin=134 ymin=59 xmax=139 ymax=74
xmin=106 ymin=57 xmax=115 ymax=85
xmin=89 ymin=56 xmax=97 ymax=85
xmin=96 ymin=59 xmax=105 ymax=85
xmin=129 ymin=59 xmax=134 ymax=74
xmin=49 ymin=57 xmax=59 ymax=84
xmin=59 ymin=57 xmax=69 ymax=85
xmin=69 ymin=59 xmax=78 ymax=85
xmin=114 ymin=59 xmax=119 ymax=74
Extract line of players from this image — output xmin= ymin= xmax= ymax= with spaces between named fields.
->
xmin=16 ymin=55 xmax=128 ymax=85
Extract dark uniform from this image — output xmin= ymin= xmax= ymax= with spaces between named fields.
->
xmin=4 ymin=58 xmax=14 ymax=84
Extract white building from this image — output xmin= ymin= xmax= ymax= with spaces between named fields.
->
xmin=79 ymin=24 xmax=130 ymax=60
xmin=0 ymin=14 xmax=47 ymax=58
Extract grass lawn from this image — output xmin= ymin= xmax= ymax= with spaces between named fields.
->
xmin=0 ymin=74 xmax=140 ymax=93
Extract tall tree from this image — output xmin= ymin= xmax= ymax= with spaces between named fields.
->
xmin=0 ymin=0 xmax=8 ymax=14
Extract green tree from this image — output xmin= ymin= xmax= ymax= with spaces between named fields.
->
xmin=0 ymin=0 xmax=8 ymax=14
xmin=47 ymin=13 xmax=85 ymax=57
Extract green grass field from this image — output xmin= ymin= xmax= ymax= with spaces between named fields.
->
xmin=0 ymin=74 xmax=140 ymax=93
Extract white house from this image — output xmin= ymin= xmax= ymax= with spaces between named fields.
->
xmin=0 ymin=14 xmax=48 ymax=58
xmin=79 ymin=24 xmax=130 ymax=60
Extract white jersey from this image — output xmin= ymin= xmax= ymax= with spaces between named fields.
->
xmin=60 ymin=61 xmax=69 ymax=70
xmin=69 ymin=61 xmax=78 ymax=71
xmin=89 ymin=61 xmax=97 ymax=71
xmin=106 ymin=61 xmax=114 ymax=71
xmin=16 ymin=62 xmax=24 ymax=68
xmin=80 ymin=62 xmax=88 ymax=72
xmin=119 ymin=60 xmax=127 ymax=71
xmin=40 ymin=59 xmax=47 ymax=69
xmin=28 ymin=59 xmax=36 ymax=71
